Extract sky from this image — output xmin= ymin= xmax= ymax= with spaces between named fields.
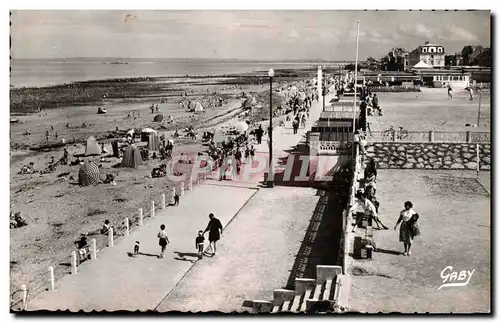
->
xmin=10 ymin=10 xmax=491 ymax=60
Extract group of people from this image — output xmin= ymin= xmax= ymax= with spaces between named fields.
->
xmin=156 ymin=213 xmax=224 ymax=260
xmin=360 ymin=88 xmax=382 ymax=117
xmin=349 ymin=158 xmax=421 ymax=256
xmin=447 ymin=83 xmax=475 ymax=101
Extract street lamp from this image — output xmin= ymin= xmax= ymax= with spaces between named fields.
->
xmin=268 ymin=68 xmax=275 ymax=188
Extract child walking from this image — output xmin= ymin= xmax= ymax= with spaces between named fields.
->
xmin=157 ymin=224 xmax=170 ymax=259
xmin=195 ymin=230 xmax=205 ymax=259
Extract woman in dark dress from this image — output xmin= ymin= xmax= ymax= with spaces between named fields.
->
xmin=203 ymin=213 xmax=223 ymax=256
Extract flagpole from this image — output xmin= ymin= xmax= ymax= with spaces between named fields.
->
xmin=352 ymin=20 xmax=360 ymax=157
xmin=353 ymin=20 xmax=360 ymax=133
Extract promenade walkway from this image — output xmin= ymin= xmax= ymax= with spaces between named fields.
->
xmin=28 ymin=87 xmax=337 ymax=312
xmin=29 ymin=185 xmax=257 ymax=311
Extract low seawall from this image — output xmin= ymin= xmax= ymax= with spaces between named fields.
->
xmin=365 ymin=142 xmax=491 ymax=170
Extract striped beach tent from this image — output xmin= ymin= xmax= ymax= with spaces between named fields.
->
xmin=121 ymin=144 xmax=144 ymax=168
xmin=148 ymin=132 xmax=161 ymax=151
xmin=78 ymin=161 xmax=100 ymax=186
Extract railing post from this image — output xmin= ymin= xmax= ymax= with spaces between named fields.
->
xmin=466 ymin=131 xmax=471 ymax=143
xmin=108 ymin=227 xmax=114 ymax=247
xmin=188 ymin=179 xmax=193 ymax=191
xmin=48 ymin=266 xmax=55 ymax=291
xmin=429 ymin=131 xmax=434 ymax=142
xmin=125 ymin=217 xmax=130 ymax=236
xmin=171 ymin=187 xmax=176 ymax=204
xmin=138 ymin=208 xmax=143 ymax=226
xmin=151 ymin=201 xmax=155 ymax=217
xmin=161 ymin=193 xmax=166 ymax=210
xmin=71 ymin=251 xmax=77 ymax=275
xmin=91 ymin=239 xmax=97 ymax=260
xmin=20 ymin=284 xmax=27 ymax=310
xmin=391 ymin=129 xmax=396 ymax=142
xmin=197 ymin=174 xmax=200 ymax=185
xmin=180 ymin=182 xmax=185 ymax=196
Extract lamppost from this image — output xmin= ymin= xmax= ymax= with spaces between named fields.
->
xmin=322 ymin=72 xmax=326 ymax=112
xmin=268 ymin=68 xmax=275 ymax=188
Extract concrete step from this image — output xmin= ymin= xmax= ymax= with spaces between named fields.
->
xmin=272 ymin=289 xmax=295 ymax=313
xmin=290 ymin=294 xmax=302 ymax=312
xmin=281 ymin=300 xmax=291 ymax=312
xmin=311 ymin=282 xmax=323 ymax=301
xmin=322 ymin=279 xmax=333 ymax=301
xmin=250 ymin=300 xmax=273 ymax=313
xmin=299 ymin=288 xmax=313 ymax=312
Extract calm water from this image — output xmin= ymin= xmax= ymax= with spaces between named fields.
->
xmin=10 ymin=58 xmax=339 ymax=88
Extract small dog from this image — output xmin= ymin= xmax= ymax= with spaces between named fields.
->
xmin=173 ymin=194 xmax=180 ymax=206
xmin=133 ymin=241 xmax=140 ymax=257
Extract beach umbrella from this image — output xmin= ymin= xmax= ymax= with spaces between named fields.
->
xmin=153 ymin=114 xmax=164 ymax=122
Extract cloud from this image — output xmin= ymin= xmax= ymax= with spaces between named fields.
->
xmin=415 ymin=23 xmax=435 ymax=38
xmin=446 ymin=24 xmax=479 ymax=41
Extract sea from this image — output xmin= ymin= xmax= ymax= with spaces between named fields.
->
xmin=10 ymin=58 xmax=343 ymax=89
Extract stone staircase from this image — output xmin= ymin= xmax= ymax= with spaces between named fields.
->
xmin=246 ymin=265 xmax=350 ymax=313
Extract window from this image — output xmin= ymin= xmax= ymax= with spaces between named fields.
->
xmin=422 ymin=47 xmax=428 ymax=53
xmin=438 ymin=47 xmax=443 ymax=53
xmin=430 ymin=47 xmax=435 ymax=53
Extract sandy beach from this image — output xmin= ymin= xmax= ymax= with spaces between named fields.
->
xmin=9 ymin=68 xmax=321 ymax=296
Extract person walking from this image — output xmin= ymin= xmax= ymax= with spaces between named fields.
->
xmin=447 ymin=84 xmax=453 ymax=99
xmin=255 ymin=125 xmax=263 ymax=144
xmin=157 ymin=224 xmax=170 ymax=259
xmin=292 ymin=118 xmax=299 ymax=134
xmin=203 ymin=213 xmax=223 ymax=256
xmin=394 ymin=201 xmax=418 ymax=256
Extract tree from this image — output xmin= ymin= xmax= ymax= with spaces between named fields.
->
xmin=461 ymin=45 xmax=474 ymax=65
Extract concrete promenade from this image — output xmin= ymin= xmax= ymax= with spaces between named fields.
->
xmin=29 ymin=184 xmax=257 ymax=311
xmin=28 ymin=86 xmax=336 ymax=312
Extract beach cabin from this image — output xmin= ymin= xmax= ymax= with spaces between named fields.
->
xmin=309 ymin=110 xmax=361 ymax=155
xmin=413 ymin=68 xmax=471 ymax=88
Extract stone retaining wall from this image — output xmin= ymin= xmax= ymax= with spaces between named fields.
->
xmin=365 ymin=143 xmax=491 ymax=170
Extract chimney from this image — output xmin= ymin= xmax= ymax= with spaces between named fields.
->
xmin=425 ymin=41 xmax=430 ymax=45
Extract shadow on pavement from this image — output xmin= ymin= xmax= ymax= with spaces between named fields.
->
xmin=284 ymin=168 xmax=352 ymax=289
xmin=374 ymin=248 xmax=402 ymax=256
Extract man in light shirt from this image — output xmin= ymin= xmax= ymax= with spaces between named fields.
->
xmin=349 ymin=191 xmax=389 ymax=232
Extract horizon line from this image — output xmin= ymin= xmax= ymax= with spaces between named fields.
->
xmin=10 ymin=57 xmax=355 ymax=62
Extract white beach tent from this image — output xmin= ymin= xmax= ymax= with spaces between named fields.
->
xmin=413 ymin=60 xmax=432 ymax=69
xmin=233 ymin=121 xmax=249 ymax=134
xmin=194 ymin=101 xmax=205 ymax=113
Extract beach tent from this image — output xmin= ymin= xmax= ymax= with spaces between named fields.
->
xmin=153 ymin=114 xmax=164 ymax=122
xmin=187 ymin=101 xmax=196 ymax=112
xmin=194 ymin=102 xmax=205 ymax=113
xmin=148 ymin=132 xmax=161 ymax=151
xmin=120 ymin=144 xmax=144 ymax=168
xmin=233 ymin=121 xmax=249 ymax=133
xmin=242 ymin=97 xmax=257 ymax=109
xmin=97 ymin=107 xmax=107 ymax=114
xmin=141 ymin=128 xmax=157 ymax=142
xmin=78 ymin=161 xmax=100 ymax=186
xmin=85 ymin=136 xmax=101 ymax=156
xmin=413 ymin=60 xmax=432 ymax=69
